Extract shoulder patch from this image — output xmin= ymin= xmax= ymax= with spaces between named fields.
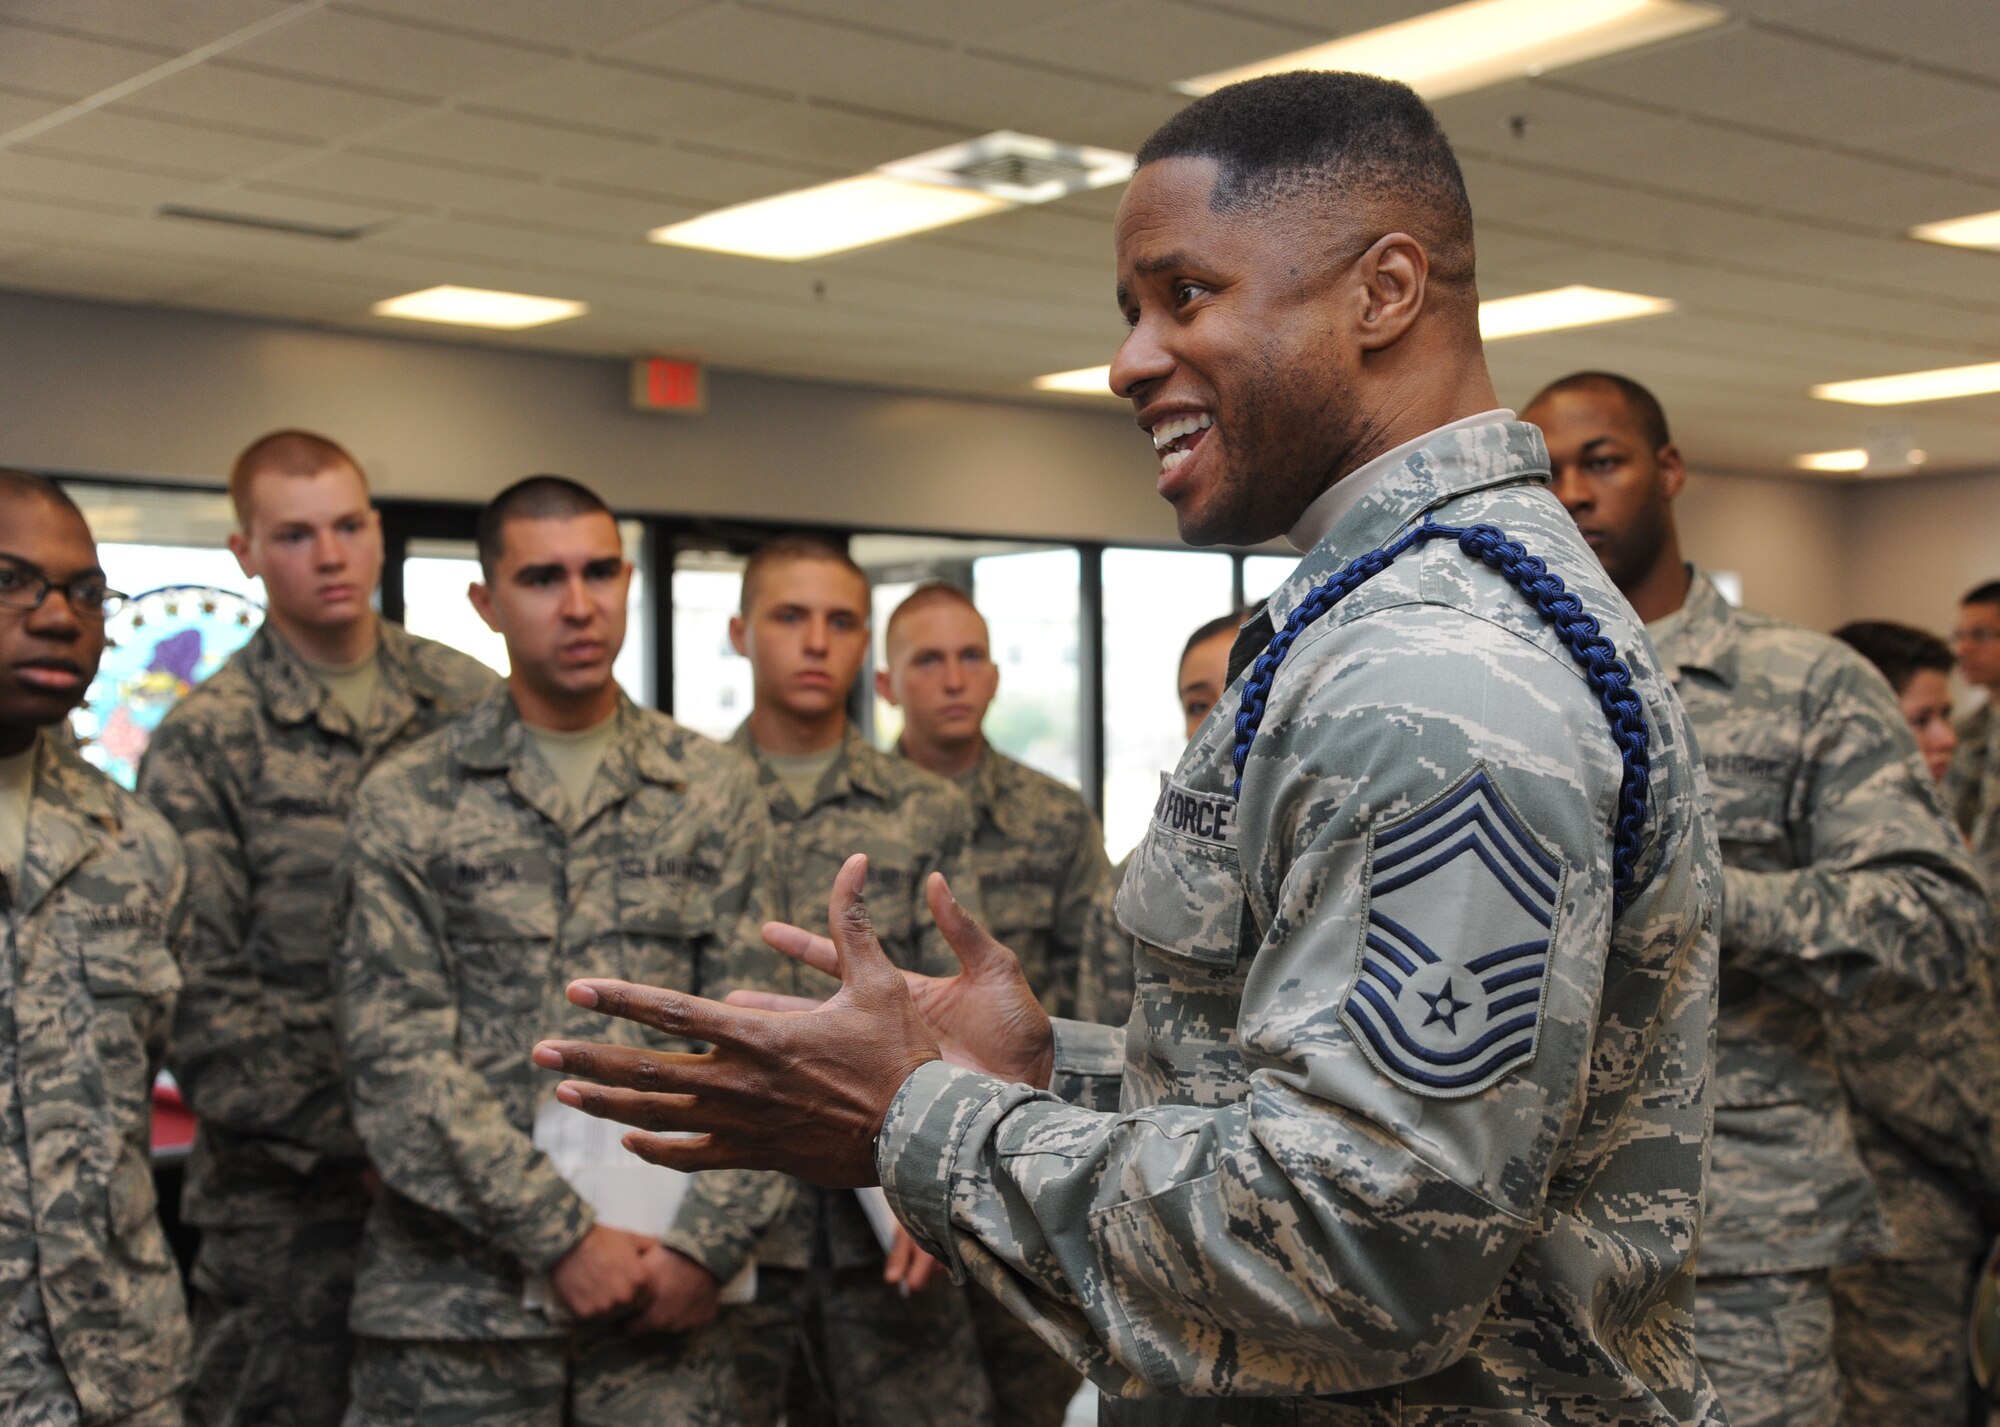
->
xmin=1341 ymin=766 xmax=1564 ymax=1099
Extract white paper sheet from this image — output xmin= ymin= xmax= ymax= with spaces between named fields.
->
xmin=523 ymin=1099 xmax=757 ymax=1315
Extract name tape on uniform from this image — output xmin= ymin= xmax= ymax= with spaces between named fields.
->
xmin=1153 ymin=774 xmax=1237 ymax=847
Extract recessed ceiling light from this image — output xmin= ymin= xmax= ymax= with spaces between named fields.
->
xmin=1033 ymin=365 xmax=1117 ymax=397
xmin=653 ymin=132 xmax=1132 ymax=261
xmin=1177 ymin=0 xmax=1724 ymax=100
xmin=1794 ymin=448 xmax=1868 ymax=473
xmin=1911 ymin=210 xmax=2000 ymax=250
xmin=371 ymin=285 xmax=585 ymax=329
xmin=1478 ymin=285 xmax=1675 ymax=340
xmin=1811 ymin=361 xmax=2000 ymax=406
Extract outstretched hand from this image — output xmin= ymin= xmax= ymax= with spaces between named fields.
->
xmin=533 ymin=854 xmax=942 ymax=1186
xmin=739 ymin=870 xmax=1054 ymax=1090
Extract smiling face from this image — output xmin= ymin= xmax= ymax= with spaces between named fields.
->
xmin=1525 ymin=383 xmax=1685 ymax=597
xmin=1110 ymin=157 xmax=1386 ymax=548
xmin=0 ymin=491 xmax=109 ymax=741
xmin=731 ymin=557 xmax=871 ymax=722
xmin=228 ymin=461 xmax=383 ymax=637
xmin=469 ymin=511 xmax=629 ymax=710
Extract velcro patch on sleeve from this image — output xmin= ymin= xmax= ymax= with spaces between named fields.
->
xmin=1341 ymin=766 xmax=1564 ymax=1099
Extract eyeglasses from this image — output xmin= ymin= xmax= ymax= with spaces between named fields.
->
xmin=0 ymin=561 xmax=126 ymax=619
xmin=1954 ymin=628 xmax=2000 ymax=646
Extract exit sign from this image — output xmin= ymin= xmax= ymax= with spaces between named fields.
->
xmin=631 ymin=357 xmax=705 ymax=414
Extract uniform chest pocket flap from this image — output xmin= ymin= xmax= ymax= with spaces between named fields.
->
xmin=1114 ymin=788 xmax=1246 ymax=970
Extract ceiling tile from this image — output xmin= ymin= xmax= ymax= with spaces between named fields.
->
xmin=472 ymin=59 xmax=776 ymax=138
xmin=358 ymin=108 xmax=660 ymax=175
xmin=0 ymin=150 xmax=198 ymax=209
xmin=21 ymin=109 xmax=316 ymax=177
xmin=337 ymin=0 xmax=709 ymax=52
xmin=988 ymin=0 xmax=1315 ymax=90
xmin=0 ymin=1 xmax=293 ymax=52
xmin=122 ymin=61 xmax=432 ymax=143
xmin=216 ymin=8 xmax=564 ymax=100
xmin=0 ymin=21 xmax=171 ymax=101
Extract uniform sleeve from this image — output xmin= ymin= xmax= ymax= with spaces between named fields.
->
xmin=139 ymin=716 xmax=360 ymax=1170
xmin=1041 ymin=807 xmax=1115 ymax=1021
xmin=877 ymin=607 xmax=1645 ymax=1397
xmin=665 ymin=767 xmax=798 ymax=1281
xmin=334 ymin=774 xmax=592 ymax=1274
xmin=1943 ymin=720 xmax=1986 ymax=842
xmin=1721 ymin=651 xmax=1990 ymax=1009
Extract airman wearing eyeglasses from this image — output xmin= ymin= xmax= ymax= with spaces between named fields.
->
xmin=0 ymin=468 xmax=193 ymax=1425
xmin=1946 ymin=581 xmax=2000 ymax=898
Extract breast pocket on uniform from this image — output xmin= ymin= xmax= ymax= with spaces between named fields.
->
xmin=614 ymin=853 xmax=719 ymax=993
xmin=1114 ymin=777 xmax=1246 ymax=970
xmin=68 ymin=907 xmax=179 ymax=1127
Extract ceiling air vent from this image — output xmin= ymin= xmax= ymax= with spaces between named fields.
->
xmin=155 ymin=205 xmax=380 ymax=241
xmin=880 ymin=131 xmax=1132 ymax=205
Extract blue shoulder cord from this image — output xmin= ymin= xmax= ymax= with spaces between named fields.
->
xmin=1231 ymin=515 xmax=1654 ymax=913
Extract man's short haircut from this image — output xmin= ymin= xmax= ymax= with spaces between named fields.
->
xmin=739 ymin=534 xmax=869 ymax=615
xmin=1833 ymin=621 xmax=1955 ymax=695
xmin=1134 ymin=71 xmax=1475 ymax=292
xmin=885 ymin=582 xmax=985 ymax=655
xmin=475 ymin=475 xmax=613 ymax=577
xmin=1526 ymin=372 xmax=1673 ymax=453
xmin=1962 ymin=580 xmax=2000 ymax=609
xmin=0 ymin=468 xmax=86 ymax=524
xmin=228 ymin=429 xmax=365 ymax=523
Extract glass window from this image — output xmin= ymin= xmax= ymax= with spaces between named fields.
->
xmin=1100 ymin=548 xmax=1234 ymax=861
xmin=401 ymin=522 xmax=654 ymax=705
xmin=61 ymin=482 xmax=267 ymax=787
xmin=670 ymin=549 xmax=753 ymax=741
xmin=851 ymin=535 xmax=1082 ymax=789
xmin=1243 ymin=552 xmax=1299 ymax=608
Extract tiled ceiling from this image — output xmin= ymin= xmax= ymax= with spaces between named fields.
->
xmin=2 ymin=0 xmax=1997 ymax=479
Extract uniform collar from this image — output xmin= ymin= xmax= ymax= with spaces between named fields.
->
xmin=947 ymin=742 xmax=1025 ymax=841
xmin=11 ymin=733 xmax=122 ymax=916
xmin=1264 ymin=417 xmax=1550 ymax=633
xmin=454 ymin=688 xmax=681 ymax=828
xmin=249 ymin=618 xmax=429 ymax=739
xmin=1648 ymin=567 xmax=1740 ymax=687
xmin=732 ymin=720 xmax=891 ymax=816
xmin=1284 ymin=409 xmax=1516 ymax=554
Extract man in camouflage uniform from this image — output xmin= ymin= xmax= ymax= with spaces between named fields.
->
xmin=0 ymin=471 xmax=191 ymax=1424
xmin=540 ymin=74 xmax=1726 ymax=1425
xmin=137 ymin=431 xmax=493 ymax=1427
xmin=336 ymin=477 xmax=775 ymax=1425
xmin=878 ymin=581 xmax=1121 ymax=1426
xmin=710 ymin=537 xmax=993 ymax=1427
xmin=1527 ymin=371 xmax=1992 ymax=1427
xmin=1828 ymin=619 xmax=2000 ymax=1424
xmin=1947 ymin=580 xmax=2000 ymax=895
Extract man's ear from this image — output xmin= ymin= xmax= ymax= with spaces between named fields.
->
xmin=227 ymin=530 xmax=256 ymax=580
xmin=1353 ymin=232 xmax=1429 ymax=354
xmin=874 ymin=669 xmax=897 ymax=706
xmin=468 ymin=581 xmax=499 ymax=635
xmin=1657 ymin=443 xmax=1688 ymax=502
xmin=727 ymin=613 xmax=749 ymax=658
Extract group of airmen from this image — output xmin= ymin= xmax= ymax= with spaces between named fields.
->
xmin=2 ymin=65 xmax=1999 ymax=1427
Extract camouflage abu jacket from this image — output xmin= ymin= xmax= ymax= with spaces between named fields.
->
xmin=137 ymin=619 xmax=494 ymax=1227
xmin=700 ymin=721 xmax=980 ymax=1273
xmin=335 ymin=691 xmax=776 ymax=1339
xmin=879 ymin=420 xmax=1724 ymax=1425
xmin=1947 ymin=700 xmax=2000 ymax=904
xmin=933 ymin=742 xmax=1120 ymax=1023
xmin=1651 ymin=571 xmax=1991 ymax=1276
xmin=1 ymin=733 xmax=191 ymax=1422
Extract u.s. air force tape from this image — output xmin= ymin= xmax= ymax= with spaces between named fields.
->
xmin=1153 ymin=774 xmax=1236 ymax=847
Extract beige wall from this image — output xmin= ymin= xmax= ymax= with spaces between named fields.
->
xmin=3 ymin=288 xmax=1993 ymax=635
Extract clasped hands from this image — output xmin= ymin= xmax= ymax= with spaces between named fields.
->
xmin=531 ymin=853 xmax=1056 ymax=1193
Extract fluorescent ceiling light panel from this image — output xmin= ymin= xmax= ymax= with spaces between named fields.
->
xmin=1033 ymin=365 xmax=1117 ymax=397
xmin=1911 ymin=209 xmax=2000 ymax=250
xmin=1178 ymin=0 xmax=1724 ymax=99
xmin=1478 ymin=285 xmax=1674 ymax=340
xmin=372 ymin=285 xmax=584 ymax=329
xmin=652 ymin=174 xmax=1008 ymax=261
xmin=1811 ymin=361 xmax=2000 ymax=406
xmin=1794 ymin=449 xmax=1868 ymax=473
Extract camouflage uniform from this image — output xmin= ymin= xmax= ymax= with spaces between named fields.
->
xmin=1 ymin=732 xmax=192 ymax=1425
xmin=1073 ymin=856 xmax=1134 ymax=1032
xmin=137 ymin=620 xmax=493 ymax=1427
xmin=1947 ymin=701 xmax=2000 ymax=897
xmin=878 ymin=420 xmax=1724 ymax=1424
xmin=708 ymin=723 xmax=995 ymax=1427
xmin=1649 ymin=571 xmax=1991 ymax=1427
xmin=334 ymin=690 xmax=776 ymax=1425
xmin=932 ymin=744 xmax=1122 ymax=1427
